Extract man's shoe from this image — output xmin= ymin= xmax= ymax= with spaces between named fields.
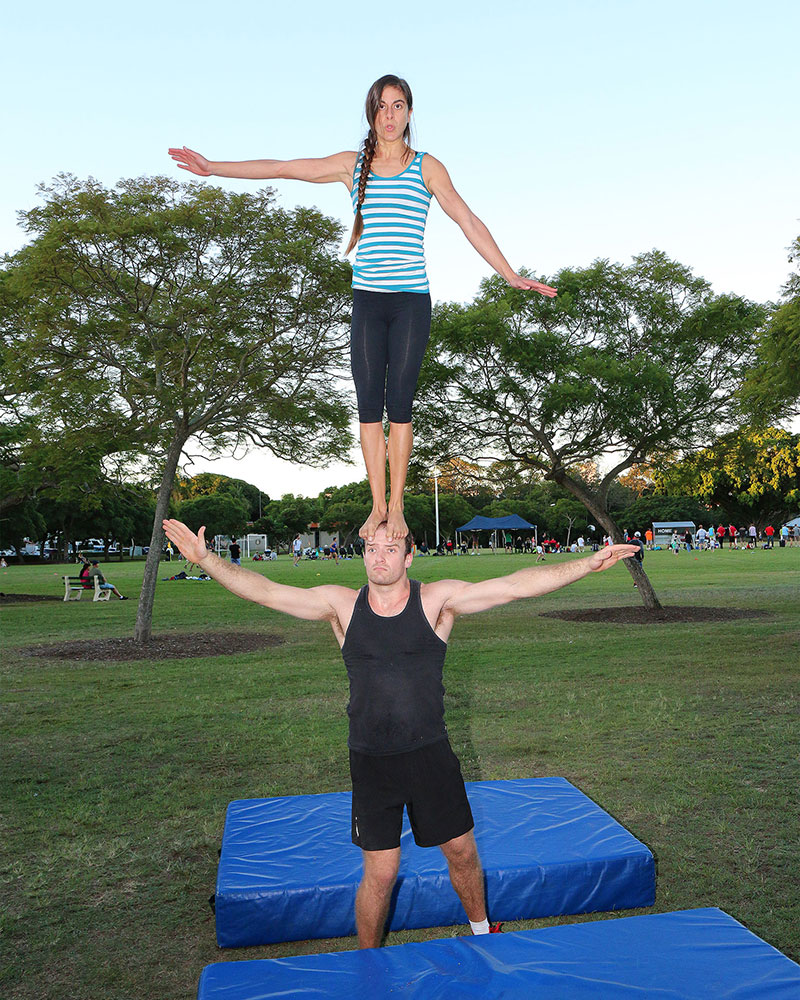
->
xmin=489 ymin=922 xmax=503 ymax=933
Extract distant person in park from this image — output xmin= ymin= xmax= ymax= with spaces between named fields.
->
xmin=169 ymin=74 xmax=556 ymax=544
xmin=764 ymin=524 xmax=775 ymax=548
xmin=293 ymin=534 xmax=303 ymax=567
xmin=695 ymin=525 xmax=707 ymax=551
xmin=716 ymin=523 xmax=726 ymax=548
xmin=728 ymin=523 xmax=738 ymax=548
xmin=77 ymin=553 xmax=92 ymax=587
xmin=88 ymin=562 xmax=128 ymax=600
xmin=644 ymin=527 xmax=653 ymax=550
xmin=229 ymin=541 xmax=241 ymax=566
xmin=163 ymin=515 xmax=638 ymax=948
xmin=629 ymin=531 xmax=644 ymax=586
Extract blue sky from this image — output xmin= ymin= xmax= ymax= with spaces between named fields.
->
xmin=3 ymin=1 xmax=798 ymax=496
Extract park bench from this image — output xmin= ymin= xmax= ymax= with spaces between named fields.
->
xmin=62 ymin=575 xmax=112 ymax=602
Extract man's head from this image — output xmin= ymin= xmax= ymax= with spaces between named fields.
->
xmin=91 ymin=560 xmax=100 ymax=567
xmin=363 ymin=522 xmax=414 ymax=586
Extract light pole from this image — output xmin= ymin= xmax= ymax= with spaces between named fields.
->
xmin=434 ymin=470 xmax=440 ymax=548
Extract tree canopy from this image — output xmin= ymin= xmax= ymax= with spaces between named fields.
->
xmin=415 ymin=250 xmax=767 ymax=608
xmin=654 ymin=427 xmax=800 ymax=528
xmin=741 ymin=234 xmax=800 ymax=421
xmin=1 ymin=174 xmax=353 ymax=636
xmin=177 ymin=493 xmax=250 ymax=540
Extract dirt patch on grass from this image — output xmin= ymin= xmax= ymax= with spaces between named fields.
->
xmin=20 ymin=631 xmax=285 ymax=661
xmin=540 ymin=606 xmax=767 ymax=625
xmin=0 ymin=592 xmax=62 ymax=604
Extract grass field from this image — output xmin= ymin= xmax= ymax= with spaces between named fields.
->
xmin=2 ymin=546 xmax=799 ymax=999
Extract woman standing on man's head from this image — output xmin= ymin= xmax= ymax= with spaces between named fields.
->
xmin=170 ymin=74 xmax=556 ymax=542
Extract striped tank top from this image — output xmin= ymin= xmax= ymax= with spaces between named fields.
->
xmin=350 ymin=150 xmax=432 ymax=293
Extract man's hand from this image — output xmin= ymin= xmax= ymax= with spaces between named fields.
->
xmin=163 ymin=519 xmax=209 ymax=564
xmin=587 ymin=543 xmax=641 ymax=571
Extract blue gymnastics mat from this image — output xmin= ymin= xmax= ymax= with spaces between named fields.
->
xmin=215 ymin=776 xmax=654 ymax=947
xmin=198 ymin=908 xmax=800 ymax=999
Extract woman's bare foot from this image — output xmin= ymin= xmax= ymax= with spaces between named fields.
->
xmin=386 ymin=506 xmax=409 ymax=541
xmin=360 ymin=506 xmax=388 ymax=541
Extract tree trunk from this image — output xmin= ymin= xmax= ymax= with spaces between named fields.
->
xmin=552 ymin=470 xmax=663 ymax=611
xmin=134 ymin=434 xmax=186 ymax=643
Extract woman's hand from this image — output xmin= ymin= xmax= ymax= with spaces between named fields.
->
xmin=168 ymin=146 xmax=213 ymax=177
xmin=507 ymin=274 xmax=558 ymax=297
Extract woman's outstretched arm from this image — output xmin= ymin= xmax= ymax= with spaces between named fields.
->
xmin=423 ymin=155 xmax=557 ymax=296
xmin=168 ymin=146 xmax=357 ymax=186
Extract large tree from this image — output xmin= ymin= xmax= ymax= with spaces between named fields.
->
xmin=415 ymin=251 xmax=766 ymax=609
xmin=2 ymin=174 xmax=353 ymax=639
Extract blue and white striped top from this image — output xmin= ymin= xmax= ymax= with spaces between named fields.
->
xmin=351 ymin=150 xmax=432 ymax=293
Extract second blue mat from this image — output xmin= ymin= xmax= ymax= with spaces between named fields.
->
xmin=199 ymin=908 xmax=800 ymax=999
xmin=216 ymin=776 xmax=655 ymax=946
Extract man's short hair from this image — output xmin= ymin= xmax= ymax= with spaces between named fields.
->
xmin=91 ymin=560 xmax=100 ymax=566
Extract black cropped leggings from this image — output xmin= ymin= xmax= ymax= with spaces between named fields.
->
xmin=350 ymin=289 xmax=432 ymax=424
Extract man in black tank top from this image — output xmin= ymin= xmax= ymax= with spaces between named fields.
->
xmin=163 ymin=516 xmax=639 ymax=948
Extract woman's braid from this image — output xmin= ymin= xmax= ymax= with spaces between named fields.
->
xmin=345 ymin=130 xmax=377 ymax=255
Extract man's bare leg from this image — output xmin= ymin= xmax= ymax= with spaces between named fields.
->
xmin=355 ymin=847 xmax=401 ymax=948
xmin=359 ymin=422 xmax=388 ymax=541
xmin=386 ymin=421 xmax=412 ymax=540
xmin=439 ymin=830 xmax=487 ymax=923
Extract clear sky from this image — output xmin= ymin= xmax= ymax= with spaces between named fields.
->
xmin=4 ymin=1 xmax=798 ymax=498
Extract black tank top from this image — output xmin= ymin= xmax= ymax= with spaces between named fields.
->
xmin=341 ymin=579 xmax=448 ymax=754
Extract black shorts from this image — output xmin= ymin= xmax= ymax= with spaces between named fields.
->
xmin=350 ymin=289 xmax=431 ymax=424
xmin=350 ymin=739 xmax=474 ymax=851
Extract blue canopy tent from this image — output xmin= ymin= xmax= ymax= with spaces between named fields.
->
xmin=458 ymin=515 xmax=535 ymax=532
xmin=456 ymin=515 xmax=537 ymax=551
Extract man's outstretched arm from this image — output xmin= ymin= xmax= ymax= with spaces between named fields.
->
xmin=162 ymin=519 xmax=347 ymax=622
xmin=439 ymin=545 xmax=641 ymax=619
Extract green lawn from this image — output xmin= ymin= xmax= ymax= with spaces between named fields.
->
xmin=2 ymin=547 xmax=799 ymax=999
